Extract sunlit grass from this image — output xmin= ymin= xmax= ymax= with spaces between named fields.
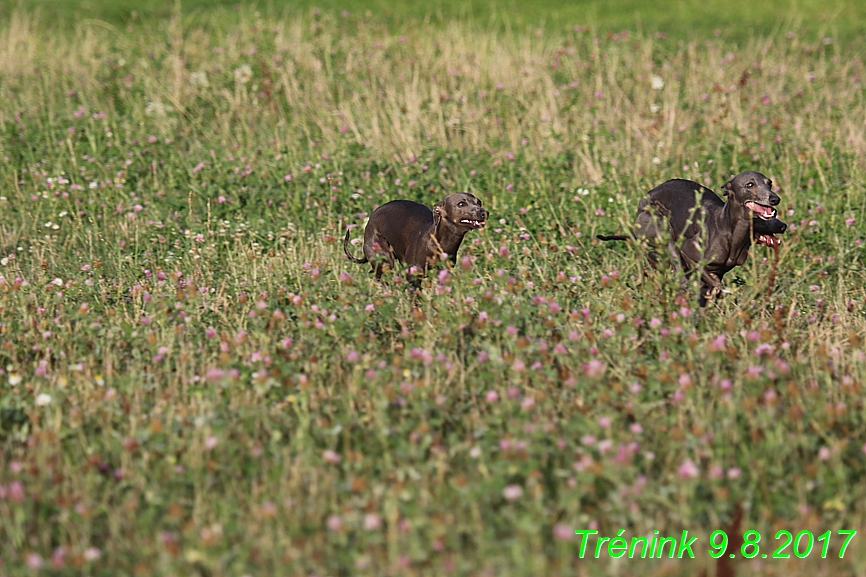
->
xmin=0 ymin=5 xmax=865 ymax=576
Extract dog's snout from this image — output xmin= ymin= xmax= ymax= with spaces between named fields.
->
xmin=769 ymin=193 xmax=781 ymax=206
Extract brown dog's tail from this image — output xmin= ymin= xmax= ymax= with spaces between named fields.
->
xmin=596 ymin=234 xmax=630 ymax=241
xmin=343 ymin=228 xmax=368 ymax=264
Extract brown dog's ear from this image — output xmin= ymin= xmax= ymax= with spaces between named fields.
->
xmin=722 ymin=178 xmax=734 ymax=196
xmin=433 ymin=201 xmax=445 ymax=225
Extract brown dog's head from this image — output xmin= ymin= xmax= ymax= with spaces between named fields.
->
xmin=433 ymin=192 xmax=488 ymax=230
xmin=723 ymin=171 xmax=781 ymax=221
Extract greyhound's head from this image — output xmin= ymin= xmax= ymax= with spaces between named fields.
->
xmin=723 ymin=171 xmax=786 ymax=248
xmin=433 ymin=192 xmax=488 ymax=230
xmin=723 ymin=171 xmax=781 ymax=221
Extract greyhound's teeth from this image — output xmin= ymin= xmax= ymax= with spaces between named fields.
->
xmin=747 ymin=201 xmax=777 ymax=220
xmin=756 ymin=234 xmax=781 ymax=247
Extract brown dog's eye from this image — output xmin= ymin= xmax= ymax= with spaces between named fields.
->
xmin=746 ymin=182 xmax=754 ymax=188
xmin=458 ymin=201 xmax=466 ymax=207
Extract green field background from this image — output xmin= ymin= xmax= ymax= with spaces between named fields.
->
xmin=1 ymin=0 xmax=866 ymax=576
xmin=3 ymin=0 xmax=865 ymax=39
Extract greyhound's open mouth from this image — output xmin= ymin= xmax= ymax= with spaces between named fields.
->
xmin=745 ymin=201 xmax=777 ymax=220
xmin=460 ymin=218 xmax=486 ymax=228
xmin=754 ymin=233 xmax=782 ymax=248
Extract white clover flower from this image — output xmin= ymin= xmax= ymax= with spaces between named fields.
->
xmin=50 ymin=278 xmax=63 ymax=286
xmin=145 ymin=101 xmax=167 ymax=117
xmin=89 ymin=181 xmax=99 ymax=189
xmin=502 ymin=484 xmax=523 ymax=500
xmin=234 ymin=64 xmax=253 ymax=84
xmin=576 ymin=187 xmax=590 ymax=196
xmin=650 ymin=103 xmax=660 ymax=113
xmin=652 ymin=157 xmax=661 ymax=164
xmin=651 ymin=75 xmax=664 ymax=90
xmin=191 ymin=71 xmax=209 ymax=87
xmin=36 ymin=393 xmax=52 ymax=406
xmin=8 ymin=372 xmax=22 ymax=386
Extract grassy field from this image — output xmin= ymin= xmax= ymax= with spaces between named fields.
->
xmin=1 ymin=1 xmax=866 ymax=576
xmin=2 ymin=0 xmax=865 ymax=41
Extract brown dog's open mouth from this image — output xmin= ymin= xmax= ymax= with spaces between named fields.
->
xmin=754 ymin=233 xmax=781 ymax=247
xmin=460 ymin=219 xmax=486 ymax=228
xmin=745 ymin=201 xmax=777 ymax=220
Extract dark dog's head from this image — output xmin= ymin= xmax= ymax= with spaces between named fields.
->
xmin=723 ymin=171 xmax=786 ymax=247
xmin=723 ymin=171 xmax=781 ymax=221
xmin=433 ymin=192 xmax=488 ymax=230
xmin=751 ymin=215 xmax=787 ymax=248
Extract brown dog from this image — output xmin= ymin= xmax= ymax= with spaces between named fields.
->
xmin=344 ymin=192 xmax=488 ymax=280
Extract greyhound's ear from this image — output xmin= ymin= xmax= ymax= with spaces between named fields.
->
xmin=722 ymin=179 xmax=734 ymax=196
xmin=433 ymin=201 xmax=445 ymax=225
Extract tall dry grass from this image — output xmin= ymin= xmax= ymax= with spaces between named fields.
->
xmin=2 ymin=8 xmax=864 ymax=180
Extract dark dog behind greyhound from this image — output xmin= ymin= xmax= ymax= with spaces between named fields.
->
xmin=344 ymin=192 xmax=488 ymax=280
xmin=597 ymin=171 xmax=786 ymax=305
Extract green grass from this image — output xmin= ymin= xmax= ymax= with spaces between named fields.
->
xmin=1 ymin=3 xmax=866 ymax=576
xmin=3 ymin=0 xmax=865 ymax=41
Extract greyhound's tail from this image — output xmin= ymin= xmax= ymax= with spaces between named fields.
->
xmin=343 ymin=228 xmax=368 ymax=264
xmin=596 ymin=234 xmax=630 ymax=241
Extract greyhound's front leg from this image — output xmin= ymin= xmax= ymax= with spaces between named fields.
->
xmin=680 ymin=238 xmax=724 ymax=301
xmin=666 ymin=239 xmax=686 ymax=277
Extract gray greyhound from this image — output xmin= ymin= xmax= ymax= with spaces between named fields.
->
xmin=598 ymin=171 xmax=786 ymax=306
xmin=344 ymin=192 xmax=488 ymax=281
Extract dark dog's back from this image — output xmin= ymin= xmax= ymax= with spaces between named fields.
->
xmin=641 ymin=179 xmax=722 ymax=240
xmin=642 ymin=177 xmax=786 ymax=245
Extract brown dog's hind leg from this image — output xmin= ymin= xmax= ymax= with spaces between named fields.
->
xmin=364 ymin=231 xmax=395 ymax=281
